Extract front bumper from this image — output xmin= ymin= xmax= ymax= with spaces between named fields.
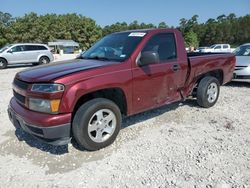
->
xmin=8 ymin=98 xmax=72 ymax=145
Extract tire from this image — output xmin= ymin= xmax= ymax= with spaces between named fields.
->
xmin=72 ymin=98 xmax=122 ymax=151
xmin=0 ymin=58 xmax=7 ymax=69
xmin=197 ymin=76 xmax=220 ymax=108
xmin=39 ymin=56 xmax=50 ymax=65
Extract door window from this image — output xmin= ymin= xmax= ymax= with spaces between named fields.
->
xmin=11 ymin=45 xmax=25 ymax=52
xmin=214 ymin=45 xmax=221 ymax=49
xmin=223 ymin=45 xmax=229 ymax=49
xmin=19 ymin=45 xmax=48 ymax=51
xmin=142 ymin=33 xmax=177 ymax=62
xmin=25 ymin=45 xmax=37 ymax=51
xmin=36 ymin=45 xmax=48 ymax=50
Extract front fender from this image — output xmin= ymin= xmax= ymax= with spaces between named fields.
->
xmin=58 ymin=69 xmax=133 ymax=115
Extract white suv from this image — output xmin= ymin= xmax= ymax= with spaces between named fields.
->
xmin=0 ymin=43 xmax=54 ymax=69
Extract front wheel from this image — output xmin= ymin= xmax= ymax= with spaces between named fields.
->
xmin=197 ymin=76 xmax=220 ymax=108
xmin=72 ymin=98 xmax=122 ymax=151
xmin=0 ymin=58 xmax=7 ymax=69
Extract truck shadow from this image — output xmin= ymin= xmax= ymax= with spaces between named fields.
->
xmin=122 ymin=100 xmax=198 ymax=129
xmin=1 ymin=130 xmax=114 ymax=174
xmin=13 ymin=99 xmax=199 ymax=154
xmin=14 ymin=128 xmax=69 ymax=155
xmin=225 ymin=81 xmax=250 ymax=88
xmin=7 ymin=64 xmax=34 ymax=69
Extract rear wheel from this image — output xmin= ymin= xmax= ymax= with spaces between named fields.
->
xmin=39 ymin=56 xmax=50 ymax=65
xmin=197 ymin=76 xmax=220 ymax=108
xmin=0 ymin=58 xmax=7 ymax=69
xmin=72 ymin=98 xmax=122 ymax=151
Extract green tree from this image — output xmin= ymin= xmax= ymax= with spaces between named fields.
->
xmin=103 ymin=21 xmax=156 ymax=36
xmin=0 ymin=11 xmax=13 ymax=47
xmin=5 ymin=13 xmax=102 ymax=49
xmin=0 ymin=12 xmax=13 ymax=26
xmin=185 ymin=30 xmax=199 ymax=48
xmin=158 ymin=22 xmax=168 ymax=28
xmin=178 ymin=15 xmax=199 ymax=48
xmin=102 ymin=22 xmax=129 ymax=36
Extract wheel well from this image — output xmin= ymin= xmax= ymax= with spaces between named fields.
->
xmin=191 ymin=70 xmax=223 ymax=97
xmin=73 ymin=88 xmax=127 ymax=117
xmin=198 ymin=69 xmax=224 ymax=85
xmin=0 ymin=57 xmax=8 ymax=63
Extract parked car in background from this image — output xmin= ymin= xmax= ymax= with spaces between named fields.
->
xmin=0 ymin=43 xmax=54 ymax=69
xmin=233 ymin=43 xmax=250 ymax=79
xmin=200 ymin=44 xmax=232 ymax=53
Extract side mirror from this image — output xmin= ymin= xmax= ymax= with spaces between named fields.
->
xmin=7 ymin=49 xmax=13 ymax=53
xmin=137 ymin=51 xmax=159 ymax=67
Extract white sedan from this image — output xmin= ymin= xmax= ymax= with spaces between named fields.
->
xmin=233 ymin=43 xmax=250 ymax=80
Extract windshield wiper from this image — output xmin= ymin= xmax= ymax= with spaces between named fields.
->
xmin=82 ymin=56 xmax=111 ymax=61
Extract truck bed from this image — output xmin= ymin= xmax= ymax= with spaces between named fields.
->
xmin=182 ymin=52 xmax=236 ymax=97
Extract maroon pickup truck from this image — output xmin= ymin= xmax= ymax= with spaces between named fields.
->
xmin=8 ymin=29 xmax=235 ymax=151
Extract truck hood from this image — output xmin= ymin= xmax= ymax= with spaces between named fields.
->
xmin=16 ymin=59 xmax=119 ymax=82
xmin=236 ymin=56 xmax=250 ymax=66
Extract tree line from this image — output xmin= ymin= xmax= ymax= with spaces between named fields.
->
xmin=0 ymin=12 xmax=249 ymax=49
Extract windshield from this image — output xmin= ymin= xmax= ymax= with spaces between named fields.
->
xmin=234 ymin=45 xmax=250 ymax=56
xmin=80 ymin=32 xmax=146 ymax=62
xmin=0 ymin=44 xmax=12 ymax=53
xmin=210 ymin=45 xmax=216 ymax=48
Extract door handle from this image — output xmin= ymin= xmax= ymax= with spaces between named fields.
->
xmin=172 ymin=64 xmax=180 ymax=72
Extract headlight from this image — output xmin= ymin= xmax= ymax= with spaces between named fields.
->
xmin=31 ymin=84 xmax=64 ymax=93
xmin=29 ymin=98 xmax=61 ymax=114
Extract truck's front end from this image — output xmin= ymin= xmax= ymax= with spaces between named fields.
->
xmin=7 ymin=57 xmax=130 ymax=146
xmin=8 ymin=77 xmax=72 ymax=145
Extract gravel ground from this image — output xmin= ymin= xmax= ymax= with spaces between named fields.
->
xmin=0 ymin=65 xmax=249 ymax=188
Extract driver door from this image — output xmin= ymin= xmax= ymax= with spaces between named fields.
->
xmin=132 ymin=33 xmax=181 ymax=113
xmin=5 ymin=45 xmax=26 ymax=64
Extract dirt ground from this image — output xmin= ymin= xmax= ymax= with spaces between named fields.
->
xmin=0 ymin=65 xmax=249 ymax=188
